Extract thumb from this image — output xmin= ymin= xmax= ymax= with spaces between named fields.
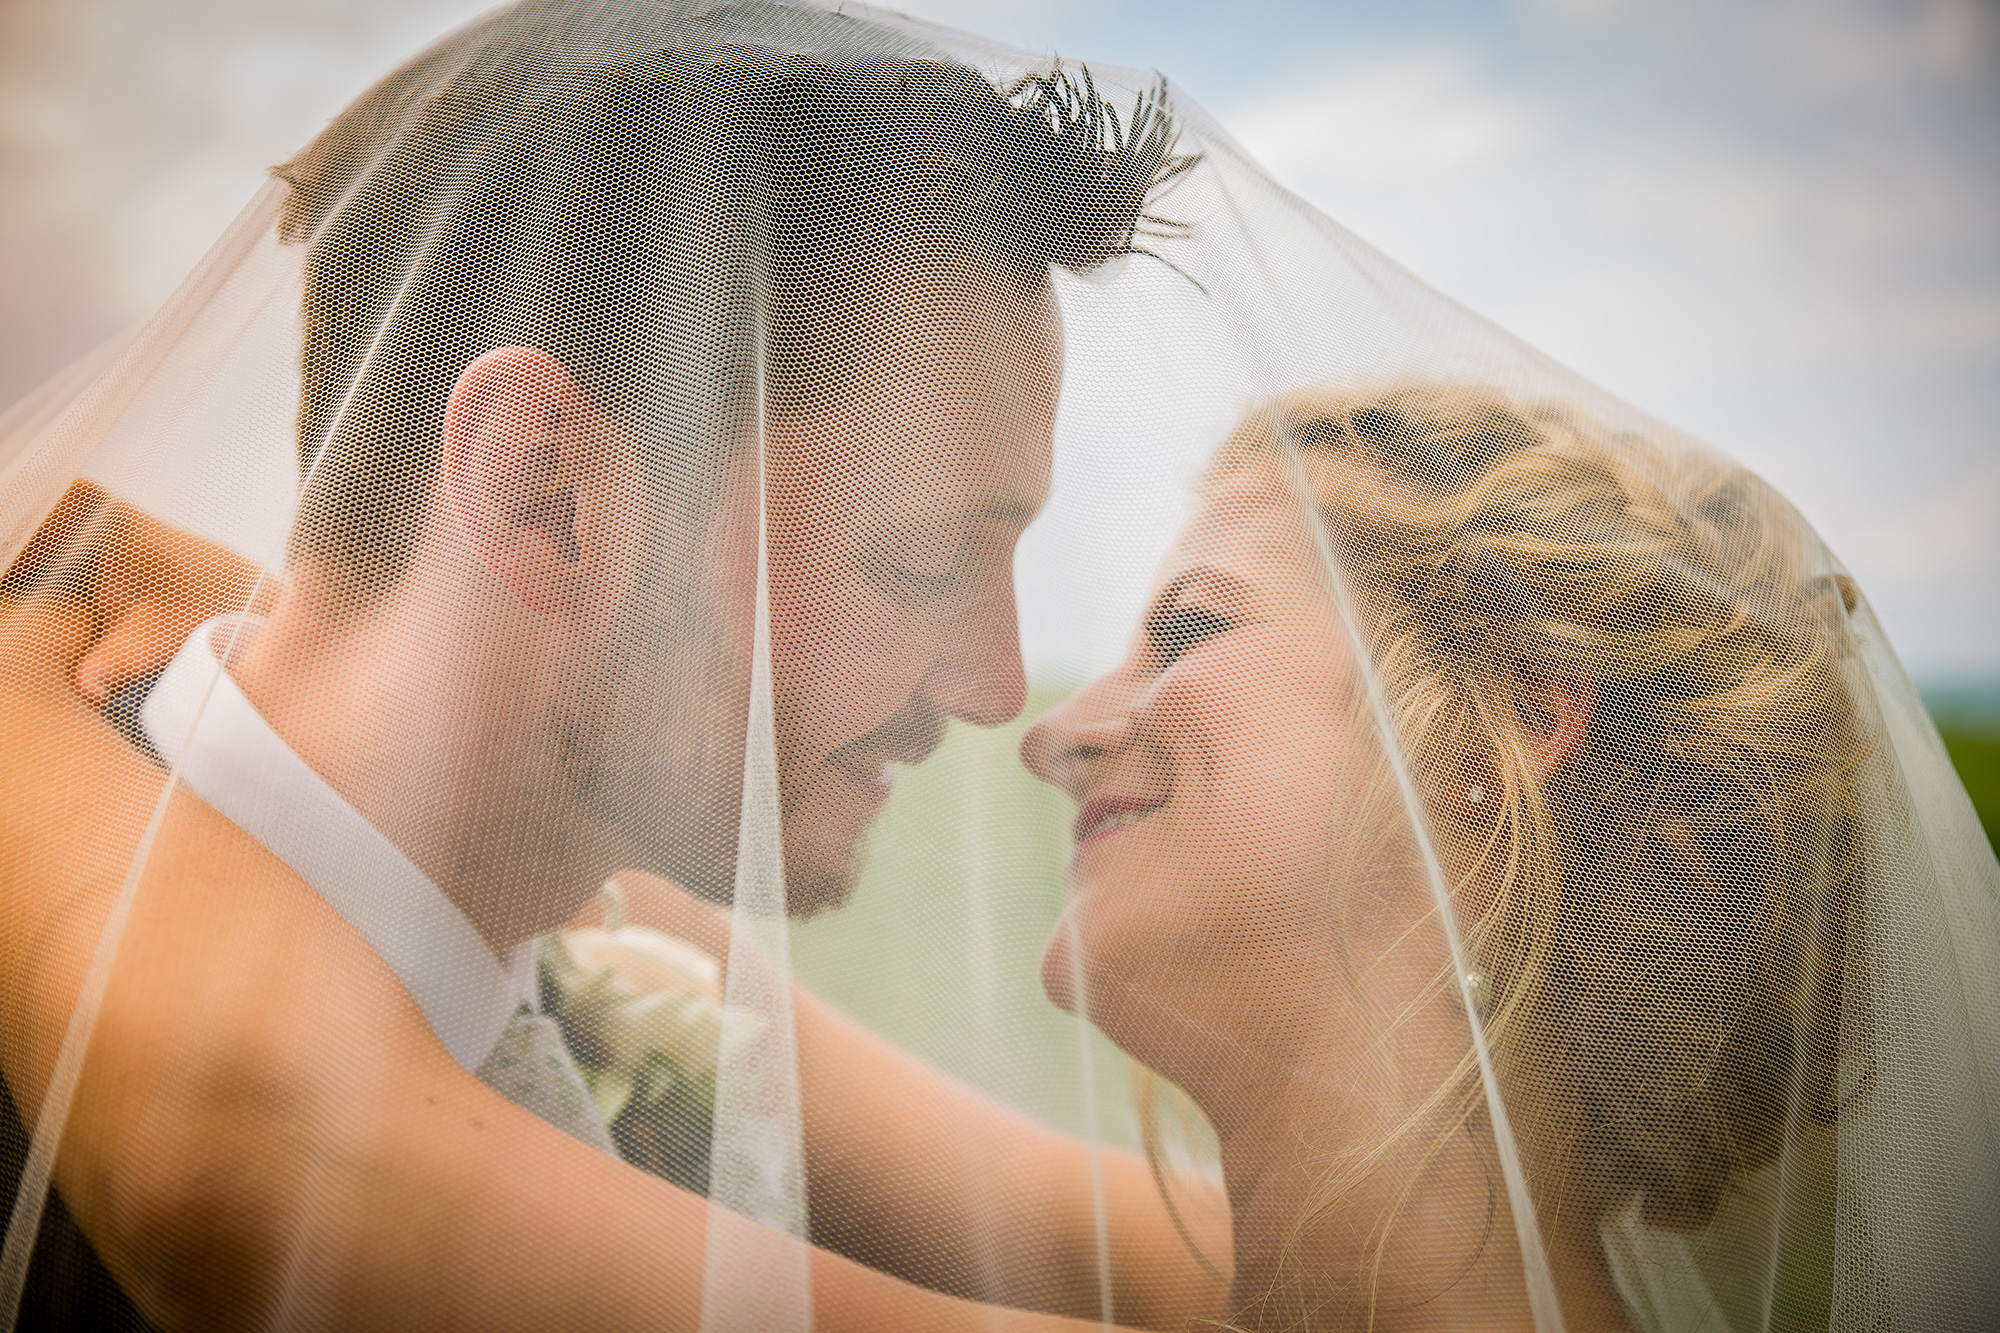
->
xmin=72 ymin=600 xmax=185 ymax=705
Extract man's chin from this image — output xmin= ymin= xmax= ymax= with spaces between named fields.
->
xmin=782 ymin=854 xmax=862 ymax=919
xmin=625 ymin=826 xmax=862 ymax=917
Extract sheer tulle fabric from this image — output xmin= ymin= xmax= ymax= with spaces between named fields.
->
xmin=0 ymin=2 xmax=1993 ymax=1330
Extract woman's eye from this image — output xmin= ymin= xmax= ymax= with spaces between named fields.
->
xmin=1146 ymin=605 xmax=1232 ymax=667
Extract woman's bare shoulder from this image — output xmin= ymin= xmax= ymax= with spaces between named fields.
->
xmin=0 ymin=595 xmax=169 ymax=995
xmin=0 ymin=595 xmax=493 ymax=1320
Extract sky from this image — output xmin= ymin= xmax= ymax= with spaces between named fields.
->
xmin=2 ymin=0 xmax=1995 ymax=683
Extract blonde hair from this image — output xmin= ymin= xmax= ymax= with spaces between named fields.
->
xmin=1200 ymin=381 xmax=1866 ymax=1314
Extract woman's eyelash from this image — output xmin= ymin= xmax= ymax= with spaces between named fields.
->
xmin=1146 ymin=605 xmax=1233 ymax=666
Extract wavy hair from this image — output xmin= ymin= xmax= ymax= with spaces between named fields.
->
xmin=1202 ymin=381 xmax=1867 ymax=1321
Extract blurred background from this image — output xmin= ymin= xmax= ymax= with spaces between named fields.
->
xmin=3 ymin=0 xmax=1995 ymax=844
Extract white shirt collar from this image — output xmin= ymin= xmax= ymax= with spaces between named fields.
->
xmin=141 ymin=615 xmax=536 ymax=1072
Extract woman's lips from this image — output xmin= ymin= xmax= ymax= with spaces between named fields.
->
xmin=1071 ymin=795 xmax=1165 ymax=852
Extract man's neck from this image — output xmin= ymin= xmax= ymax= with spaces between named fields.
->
xmin=228 ymin=566 xmax=616 ymax=954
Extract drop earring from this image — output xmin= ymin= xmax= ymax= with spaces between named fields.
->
xmin=1462 ymin=967 xmax=1492 ymax=1020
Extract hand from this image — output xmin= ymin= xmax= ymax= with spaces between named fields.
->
xmin=569 ymin=869 xmax=734 ymax=968
xmin=1 ymin=479 xmax=280 ymax=704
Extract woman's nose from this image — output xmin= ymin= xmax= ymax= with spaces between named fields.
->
xmin=1020 ymin=675 xmax=1132 ymax=796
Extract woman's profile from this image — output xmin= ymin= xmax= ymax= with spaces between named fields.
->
xmin=1021 ymin=381 xmax=1996 ymax=1331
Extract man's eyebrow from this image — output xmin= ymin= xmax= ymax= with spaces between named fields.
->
xmin=973 ymin=498 xmax=1042 ymax=526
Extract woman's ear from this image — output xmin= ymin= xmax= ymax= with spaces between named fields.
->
xmin=440 ymin=346 xmax=639 ymax=620
xmin=1519 ymin=671 xmax=1595 ymax=776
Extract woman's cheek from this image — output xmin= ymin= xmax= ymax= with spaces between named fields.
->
xmin=1173 ymin=708 xmax=1345 ymax=942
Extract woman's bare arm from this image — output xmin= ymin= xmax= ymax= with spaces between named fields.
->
xmin=0 ymin=478 xmax=277 ymax=704
xmin=593 ymin=870 xmax=1230 ymax=1326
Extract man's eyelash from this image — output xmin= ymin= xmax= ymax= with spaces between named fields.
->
xmin=891 ymin=565 xmax=959 ymax=593
xmin=1146 ymin=605 xmax=1232 ymax=666
xmin=866 ymin=532 xmax=1011 ymax=599
xmin=859 ymin=549 xmax=966 ymax=598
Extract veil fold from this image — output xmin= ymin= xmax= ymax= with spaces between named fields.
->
xmin=2 ymin=3 xmax=1993 ymax=1330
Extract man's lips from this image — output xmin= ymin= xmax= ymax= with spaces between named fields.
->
xmin=1072 ymin=795 xmax=1165 ymax=848
xmin=826 ymin=729 xmax=945 ymax=793
xmin=825 ymin=733 xmax=944 ymax=800
xmin=831 ymin=761 xmax=896 ymax=800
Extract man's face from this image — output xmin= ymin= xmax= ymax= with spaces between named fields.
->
xmin=568 ymin=270 xmax=1058 ymax=915
xmin=765 ymin=273 xmax=1059 ymax=914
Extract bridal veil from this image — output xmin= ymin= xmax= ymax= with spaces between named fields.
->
xmin=1 ymin=1 xmax=1993 ymax=1329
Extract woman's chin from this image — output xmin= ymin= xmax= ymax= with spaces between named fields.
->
xmin=1037 ymin=913 xmax=1080 ymax=1016
xmin=1038 ymin=913 xmax=1184 ymax=1079
xmin=1038 ymin=902 xmax=1136 ymax=1024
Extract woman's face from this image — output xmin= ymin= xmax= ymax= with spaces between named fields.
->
xmin=1022 ymin=471 xmax=1414 ymax=1099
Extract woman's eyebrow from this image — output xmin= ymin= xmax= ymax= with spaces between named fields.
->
xmin=1150 ymin=565 xmax=1256 ymax=615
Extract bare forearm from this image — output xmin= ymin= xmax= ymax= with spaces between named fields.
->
xmin=105 ymin=1069 xmax=1126 ymax=1333
xmin=42 ymin=922 xmax=1125 ymax=1332
xmin=795 ymin=990 xmax=1228 ymax=1328
xmin=595 ymin=871 xmax=1227 ymax=1327
xmin=1 ymin=782 xmax=1123 ymax=1329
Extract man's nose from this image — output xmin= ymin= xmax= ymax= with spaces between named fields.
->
xmin=926 ymin=584 xmax=1027 ymax=728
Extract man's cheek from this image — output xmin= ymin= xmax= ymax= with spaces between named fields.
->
xmin=773 ymin=572 xmax=913 ymax=661
xmin=767 ymin=552 xmax=868 ymax=653
xmin=769 ymin=601 xmax=900 ymax=719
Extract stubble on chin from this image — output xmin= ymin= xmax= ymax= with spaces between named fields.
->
xmin=778 ymin=820 xmax=869 ymax=919
xmin=774 ymin=694 xmax=945 ymax=917
xmin=550 ymin=583 xmax=951 ymax=921
xmin=547 ymin=649 xmax=887 ymax=920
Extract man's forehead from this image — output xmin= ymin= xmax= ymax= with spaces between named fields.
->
xmin=807 ymin=260 xmax=1062 ymax=416
xmin=767 ymin=263 xmax=1058 ymax=530
xmin=772 ymin=381 xmax=1054 ymax=517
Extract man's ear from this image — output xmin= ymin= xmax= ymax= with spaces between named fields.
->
xmin=440 ymin=346 xmax=638 ymax=619
xmin=1519 ymin=670 xmax=1596 ymax=776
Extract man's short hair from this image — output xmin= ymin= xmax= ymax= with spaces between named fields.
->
xmin=274 ymin=0 xmax=1192 ymax=591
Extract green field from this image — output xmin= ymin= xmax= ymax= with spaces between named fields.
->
xmin=1936 ymin=721 xmax=2000 ymax=859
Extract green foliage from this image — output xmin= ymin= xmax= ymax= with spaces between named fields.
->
xmin=1937 ymin=721 xmax=2000 ymax=859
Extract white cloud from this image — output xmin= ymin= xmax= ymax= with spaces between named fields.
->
xmin=1228 ymin=50 xmax=1535 ymax=186
xmin=1213 ymin=4 xmax=2000 ymax=675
